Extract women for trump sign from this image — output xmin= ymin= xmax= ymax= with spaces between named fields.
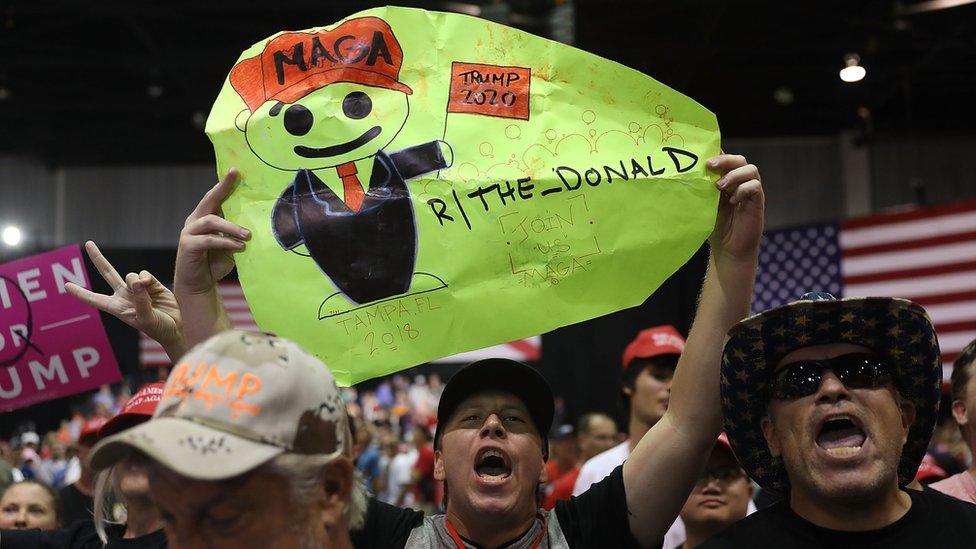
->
xmin=0 ymin=245 xmax=121 ymax=411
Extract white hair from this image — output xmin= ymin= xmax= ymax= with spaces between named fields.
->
xmin=260 ymin=453 xmax=368 ymax=531
xmin=92 ymin=467 xmax=123 ymax=546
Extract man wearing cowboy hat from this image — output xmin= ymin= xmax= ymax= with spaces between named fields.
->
xmin=703 ymin=292 xmax=976 ymax=547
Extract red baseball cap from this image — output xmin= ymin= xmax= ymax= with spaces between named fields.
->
xmin=622 ymin=325 xmax=685 ymax=369
xmin=229 ymin=16 xmax=412 ymax=113
xmin=98 ymin=383 xmax=165 ymax=440
xmin=78 ymin=417 xmax=108 ymax=446
xmin=716 ymin=432 xmax=732 ymax=451
xmin=915 ymin=453 xmax=947 ymax=483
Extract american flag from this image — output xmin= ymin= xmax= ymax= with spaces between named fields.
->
xmin=139 ymin=282 xmax=542 ymax=368
xmin=754 ymin=199 xmax=976 ymax=382
xmin=138 ymin=282 xmax=259 ymax=365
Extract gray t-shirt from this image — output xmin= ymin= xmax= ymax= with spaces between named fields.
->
xmin=352 ymin=464 xmax=642 ymax=549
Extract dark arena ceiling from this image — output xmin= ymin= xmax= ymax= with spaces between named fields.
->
xmin=1 ymin=0 xmax=974 ymax=165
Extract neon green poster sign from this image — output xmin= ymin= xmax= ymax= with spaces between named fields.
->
xmin=207 ymin=6 xmax=720 ymax=385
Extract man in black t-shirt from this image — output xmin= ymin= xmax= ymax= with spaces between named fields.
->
xmin=703 ymin=293 xmax=976 ymax=548
xmin=349 ymin=153 xmax=765 ymax=548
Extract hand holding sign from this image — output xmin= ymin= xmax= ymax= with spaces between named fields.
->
xmin=65 ymin=241 xmax=186 ymax=362
xmin=175 ymin=168 xmax=250 ymax=349
xmin=175 ymin=168 xmax=250 ymax=296
xmin=706 ymin=155 xmax=765 ymax=263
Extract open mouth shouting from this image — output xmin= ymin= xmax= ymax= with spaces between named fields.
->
xmin=474 ymin=447 xmax=513 ymax=485
xmin=815 ymin=414 xmax=867 ymax=459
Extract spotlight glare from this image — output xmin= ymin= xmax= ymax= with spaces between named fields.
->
xmin=2 ymin=226 xmax=22 ymax=247
xmin=840 ymin=54 xmax=866 ymax=83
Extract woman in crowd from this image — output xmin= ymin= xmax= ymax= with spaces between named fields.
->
xmin=0 ymin=480 xmax=59 ymax=530
xmin=0 ymin=383 xmax=167 ymax=548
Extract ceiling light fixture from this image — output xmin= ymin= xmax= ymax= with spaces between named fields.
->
xmin=2 ymin=226 xmax=22 ymax=247
xmin=839 ymin=54 xmax=866 ymax=83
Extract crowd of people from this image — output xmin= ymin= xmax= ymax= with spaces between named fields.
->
xmin=1 ymin=153 xmax=975 ymax=548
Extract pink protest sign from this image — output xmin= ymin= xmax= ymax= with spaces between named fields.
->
xmin=0 ymin=244 xmax=122 ymax=411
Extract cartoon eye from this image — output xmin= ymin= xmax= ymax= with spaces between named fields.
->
xmin=284 ymin=104 xmax=313 ymax=136
xmin=342 ymin=91 xmax=372 ymax=120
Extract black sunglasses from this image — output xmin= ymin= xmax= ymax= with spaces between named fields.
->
xmin=770 ymin=353 xmax=892 ymax=401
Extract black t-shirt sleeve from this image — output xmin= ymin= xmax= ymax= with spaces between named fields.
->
xmin=350 ymin=497 xmax=425 ymax=549
xmin=554 ymin=464 xmax=644 ymax=549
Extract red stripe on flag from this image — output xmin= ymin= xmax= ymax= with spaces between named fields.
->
xmin=141 ymin=281 xmax=258 ymax=368
xmin=844 ymin=260 xmax=976 ymax=285
xmin=908 ymin=290 xmax=976 ymax=307
xmin=506 ymin=339 xmax=541 ymax=361
xmin=935 ymin=320 xmax=976 ymax=334
xmin=841 ymin=229 xmax=976 ymax=258
xmin=842 ymin=200 xmax=976 ymax=230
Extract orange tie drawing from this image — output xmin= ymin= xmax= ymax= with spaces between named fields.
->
xmin=336 ymin=162 xmax=365 ymax=212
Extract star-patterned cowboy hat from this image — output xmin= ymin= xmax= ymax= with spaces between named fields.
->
xmin=720 ymin=292 xmax=942 ymax=493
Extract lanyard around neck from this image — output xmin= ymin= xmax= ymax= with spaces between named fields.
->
xmin=445 ymin=512 xmax=548 ymax=549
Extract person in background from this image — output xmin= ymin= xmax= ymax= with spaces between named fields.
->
xmin=17 ymin=432 xmax=42 ymax=485
xmin=677 ymin=435 xmax=751 ymax=548
xmin=0 ymin=383 xmax=168 ymax=548
xmin=88 ymin=383 xmax=167 ymax=546
xmin=573 ymin=325 xmax=685 ymax=496
xmin=544 ymin=413 xmax=617 ymax=510
xmin=572 ymin=325 xmax=698 ymax=548
xmin=17 ymin=448 xmax=43 ymax=484
xmin=376 ymin=436 xmax=398 ymax=504
xmin=0 ymin=441 xmax=18 ymax=494
xmin=44 ymin=439 xmax=70 ymax=490
xmin=428 ymin=373 xmax=445 ymax=405
xmin=409 ymin=375 xmax=435 ymax=419
xmin=545 ymin=424 xmax=579 ymax=489
xmin=932 ymin=338 xmax=976 ymax=502
xmin=0 ymin=481 xmax=59 ymax=530
xmin=57 ymin=418 xmax=107 ymax=526
xmin=356 ymin=422 xmax=384 ymax=496
xmin=410 ymin=423 xmax=438 ymax=510
xmin=385 ymin=442 xmax=419 ymax=508
xmin=19 ymin=433 xmax=39 ymax=453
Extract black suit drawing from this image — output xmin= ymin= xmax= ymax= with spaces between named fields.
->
xmin=272 ymin=140 xmax=450 ymax=305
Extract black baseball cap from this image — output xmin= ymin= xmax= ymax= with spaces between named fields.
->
xmin=434 ymin=358 xmax=554 ymax=459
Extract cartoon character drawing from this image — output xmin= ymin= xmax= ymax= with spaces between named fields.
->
xmin=228 ymin=17 xmax=451 ymax=316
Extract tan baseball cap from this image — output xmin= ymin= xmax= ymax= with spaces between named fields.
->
xmin=89 ymin=330 xmax=348 ymax=480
